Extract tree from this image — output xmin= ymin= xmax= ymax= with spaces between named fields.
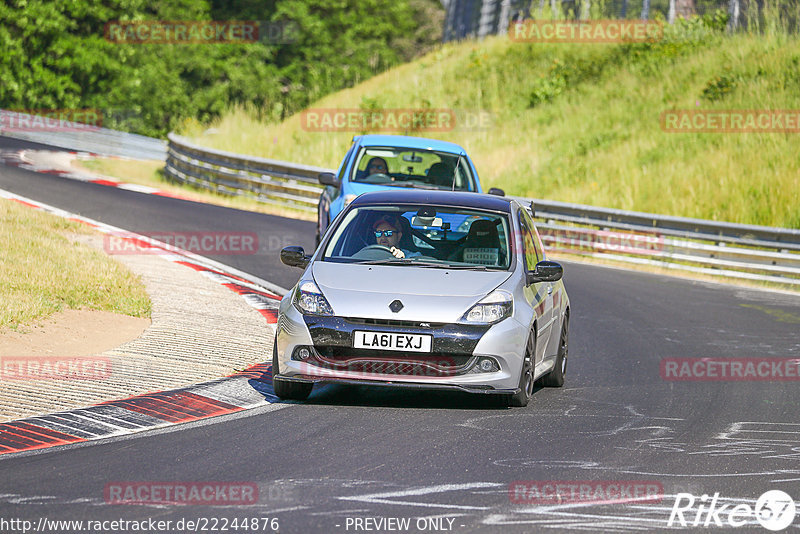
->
xmin=0 ymin=0 xmax=444 ymax=137
xmin=728 ymin=0 xmax=740 ymax=31
xmin=669 ymin=0 xmax=696 ymax=23
xmin=580 ymin=0 xmax=589 ymax=19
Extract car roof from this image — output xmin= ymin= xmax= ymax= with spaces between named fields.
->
xmin=350 ymin=189 xmax=515 ymax=213
xmin=354 ymin=134 xmax=467 ymax=154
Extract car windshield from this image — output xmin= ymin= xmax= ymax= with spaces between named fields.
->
xmin=322 ymin=205 xmax=511 ymax=269
xmin=351 ymin=147 xmax=475 ymax=191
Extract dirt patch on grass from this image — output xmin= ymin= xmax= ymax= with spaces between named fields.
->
xmin=0 ymin=309 xmax=150 ymax=357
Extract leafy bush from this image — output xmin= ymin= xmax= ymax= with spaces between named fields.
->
xmin=530 ymin=59 xmax=572 ymax=107
xmin=701 ymin=74 xmax=738 ymax=101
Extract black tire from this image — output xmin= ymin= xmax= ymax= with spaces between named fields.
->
xmin=507 ymin=331 xmax=536 ymax=407
xmin=271 ymin=338 xmax=313 ymax=401
xmin=540 ymin=314 xmax=568 ymax=388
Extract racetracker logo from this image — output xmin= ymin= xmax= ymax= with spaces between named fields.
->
xmin=104 ymin=20 xmax=298 ymax=44
xmin=104 ymin=482 xmax=258 ymax=505
xmin=300 ymin=108 xmax=458 ymax=133
xmin=1 ymin=357 xmax=111 ymax=380
xmin=541 ymin=228 xmax=665 ymax=256
xmin=509 ymin=20 xmax=663 ymax=43
xmin=668 ymin=490 xmax=796 ymax=530
xmin=104 ymin=231 xmax=258 ymax=255
xmin=509 ymin=480 xmax=663 ymax=505
xmin=661 ymin=110 xmax=800 ymax=133
xmin=0 ymin=109 xmax=102 ymax=132
xmin=661 ymin=358 xmax=800 ymax=381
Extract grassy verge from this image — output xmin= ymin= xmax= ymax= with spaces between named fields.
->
xmin=74 ymin=158 xmax=316 ymax=222
xmin=0 ymin=199 xmax=151 ymax=330
xmin=180 ymin=18 xmax=800 ymax=229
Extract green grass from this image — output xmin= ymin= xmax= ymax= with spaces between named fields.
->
xmin=0 ymin=199 xmax=151 ymax=330
xmin=180 ymin=16 xmax=800 ymax=229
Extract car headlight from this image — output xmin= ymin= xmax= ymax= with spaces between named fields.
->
xmin=294 ymin=280 xmax=334 ymax=316
xmin=462 ymin=290 xmax=513 ymax=324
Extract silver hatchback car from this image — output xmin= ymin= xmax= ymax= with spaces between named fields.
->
xmin=273 ymin=190 xmax=569 ymax=407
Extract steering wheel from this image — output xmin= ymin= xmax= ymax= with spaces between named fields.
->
xmin=362 ymin=244 xmax=392 ymax=252
xmin=352 ymin=244 xmax=395 ymax=260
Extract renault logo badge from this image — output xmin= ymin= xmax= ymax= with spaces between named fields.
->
xmin=389 ymin=300 xmax=403 ymax=313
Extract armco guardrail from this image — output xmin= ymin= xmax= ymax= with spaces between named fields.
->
xmin=0 ymin=109 xmax=167 ymax=160
xmin=165 ymin=133 xmax=324 ymax=214
xmin=165 ymin=133 xmax=800 ymax=286
xmin=516 ymin=196 xmax=800 ymax=285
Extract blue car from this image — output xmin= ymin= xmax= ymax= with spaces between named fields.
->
xmin=315 ymin=134 xmax=502 ymax=245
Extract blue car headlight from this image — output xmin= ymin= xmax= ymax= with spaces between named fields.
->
xmin=294 ymin=280 xmax=334 ymax=316
xmin=462 ymin=290 xmax=513 ymax=324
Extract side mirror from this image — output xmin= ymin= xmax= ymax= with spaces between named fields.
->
xmin=280 ymin=246 xmax=311 ymax=269
xmin=488 ymin=187 xmax=505 ymax=196
xmin=318 ymin=172 xmax=340 ymax=187
xmin=527 ymin=260 xmax=563 ymax=284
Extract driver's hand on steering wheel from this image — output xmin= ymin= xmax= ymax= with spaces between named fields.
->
xmin=390 ymin=247 xmax=405 ymax=259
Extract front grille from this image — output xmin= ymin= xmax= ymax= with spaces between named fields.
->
xmin=316 ymin=347 xmax=473 ymax=365
xmin=344 ymin=317 xmax=446 ymax=329
xmin=303 ymin=316 xmax=491 ymax=360
xmin=308 ymin=348 xmax=477 ymax=377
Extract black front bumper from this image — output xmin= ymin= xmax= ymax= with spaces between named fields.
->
xmin=303 ymin=316 xmax=490 ymax=355
xmin=297 ymin=315 xmax=494 ymax=377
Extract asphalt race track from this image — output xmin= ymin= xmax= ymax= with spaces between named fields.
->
xmin=1 ymin=136 xmax=799 ymax=533
xmin=0 ymin=136 xmax=314 ymax=291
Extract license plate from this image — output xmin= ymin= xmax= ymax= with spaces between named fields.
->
xmin=353 ymin=331 xmax=432 ymax=353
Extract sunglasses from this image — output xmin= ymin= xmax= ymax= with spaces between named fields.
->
xmin=374 ymin=230 xmax=395 ymax=238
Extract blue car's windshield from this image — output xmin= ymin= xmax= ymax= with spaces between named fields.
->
xmin=351 ymin=147 xmax=475 ymax=192
xmin=322 ymin=205 xmax=511 ymax=269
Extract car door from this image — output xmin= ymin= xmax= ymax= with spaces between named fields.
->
xmin=518 ymin=208 xmax=554 ymax=365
